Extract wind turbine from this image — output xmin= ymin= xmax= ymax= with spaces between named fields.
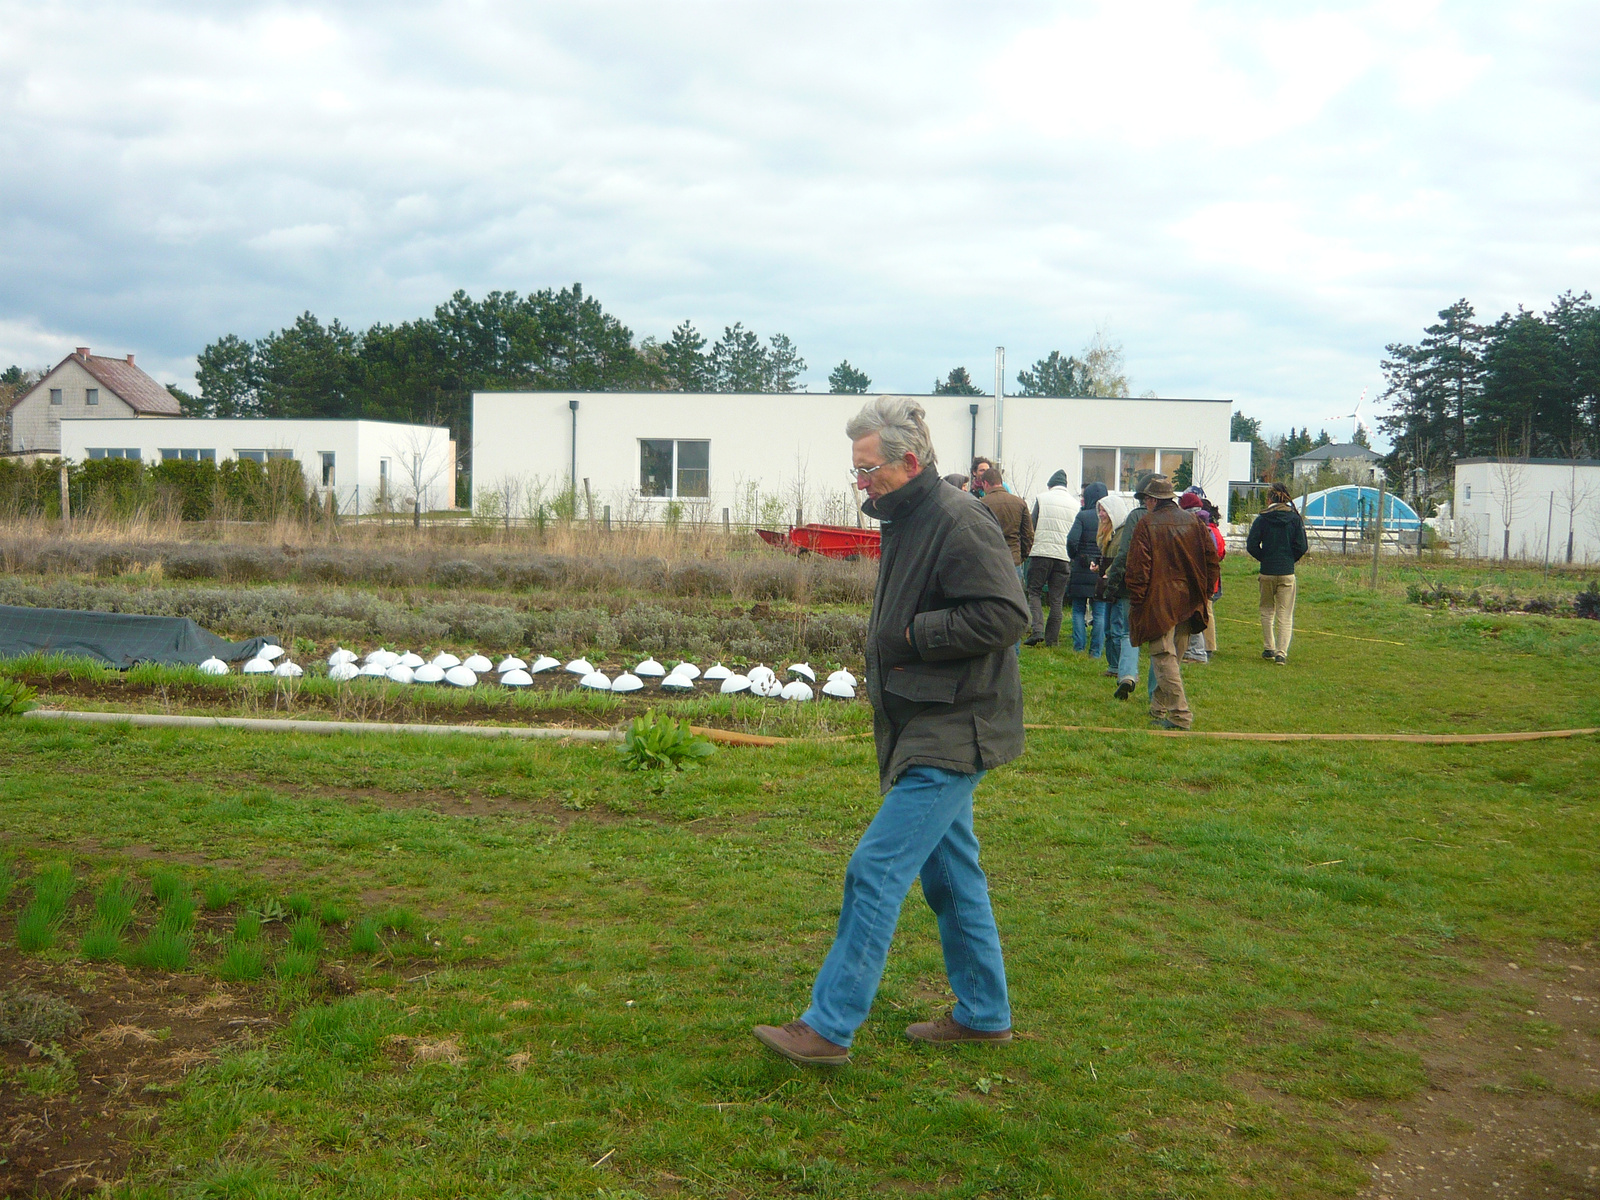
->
xmin=1326 ymin=389 xmax=1369 ymax=443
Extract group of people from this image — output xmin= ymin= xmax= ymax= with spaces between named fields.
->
xmin=943 ymin=456 xmax=1309 ymax=728
xmin=755 ymin=399 xmax=1309 ymax=1066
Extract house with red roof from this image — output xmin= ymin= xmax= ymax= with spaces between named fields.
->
xmin=6 ymin=347 xmax=179 ymax=454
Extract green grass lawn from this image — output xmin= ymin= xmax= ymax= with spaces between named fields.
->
xmin=1 ymin=552 xmax=1597 ymax=1197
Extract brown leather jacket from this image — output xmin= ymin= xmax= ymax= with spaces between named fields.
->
xmin=980 ymin=489 xmax=1034 ymax=565
xmin=1125 ymin=499 xmax=1221 ymax=646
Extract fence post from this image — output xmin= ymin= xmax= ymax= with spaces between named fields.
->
xmin=722 ymin=507 xmax=730 ymax=534
xmin=1370 ymin=479 xmax=1386 ymax=590
xmin=59 ymin=462 xmax=70 ymax=527
xmin=795 ymin=504 xmax=803 ymax=527
xmin=583 ymin=478 xmax=594 ymax=530
xmin=603 ymin=504 xmax=611 ymax=533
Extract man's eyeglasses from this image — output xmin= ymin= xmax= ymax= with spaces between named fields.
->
xmin=848 ymin=462 xmax=889 ymax=483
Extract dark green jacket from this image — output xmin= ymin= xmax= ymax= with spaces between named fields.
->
xmin=1100 ymin=506 xmax=1146 ymax=601
xmin=862 ymin=468 xmax=1030 ymax=793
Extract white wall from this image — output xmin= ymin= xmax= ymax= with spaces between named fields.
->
xmin=59 ymin=418 xmax=454 ymax=513
xmin=11 ymin=359 xmax=137 ymax=452
xmin=1229 ymin=440 xmax=1253 ymax=483
xmin=471 ymin=392 xmax=1234 ymax=523
xmin=1452 ymin=458 xmax=1600 ymax=564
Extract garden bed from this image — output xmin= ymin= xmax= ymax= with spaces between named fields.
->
xmin=4 ymin=660 xmax=872 ymax=738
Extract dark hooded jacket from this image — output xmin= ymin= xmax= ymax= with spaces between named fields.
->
xmin=1246 ymin=504 xmax=1309 ymax=575
xmin=1065 ymin=481 xmax=1108 ymax=598
xmin=862 ymin=468 xmax=1030 ymax=793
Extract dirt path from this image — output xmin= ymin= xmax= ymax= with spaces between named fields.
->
xmin=1357 ymin=943 xmax=1600 ymax=1199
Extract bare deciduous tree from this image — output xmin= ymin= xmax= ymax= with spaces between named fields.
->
xmin=1488 ymin=445 xmax=1528 ymax=561
xmin=387 ymin=427 xmax=451 ymax=530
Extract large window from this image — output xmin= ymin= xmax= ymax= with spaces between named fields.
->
xmin=236 ymin=449 xmax=293 ymax=463
xmin=87 ymin=448 xmax=141 ymax=460
xmin=160 ymin=448 xmax=215 ymax=463
xmin=639 ymin=439 xmax=710 ymax=499
xmin=1082 ymin=447 xmax=1197 ymax=492
xmin=1081 ymin=448 xmax=1116 ymax=490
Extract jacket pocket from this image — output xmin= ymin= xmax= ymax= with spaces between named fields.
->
xmin=883 ymin=662 xmax=961 ymax=704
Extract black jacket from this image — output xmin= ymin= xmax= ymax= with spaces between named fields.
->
xmin=862 ymin=469 xmax=1030 ymax=793
xmin=1066 ymin=481 xmax=1107 ymax=599
xmin=1246 ymin=504 xmax=1309 ymax=575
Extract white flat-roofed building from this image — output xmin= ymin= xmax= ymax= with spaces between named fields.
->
xmin=1452 ymin=457 xmax=1600 ymax=564
xmin=59 ymin=418 xmax=455 ymax=514
xmin=471 ymin=391 xmax=1235 ymax=523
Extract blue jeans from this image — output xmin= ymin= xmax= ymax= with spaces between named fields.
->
xmin=1072 ymin=598 xmax=1108 ymax=656
xmin=1116 ymin=597 xmax=1139 ymax=683
xmin=802 ymin=765 xmax=1011 ymax=1046
xmin=1105 ymin=596 xmax=1124 ymax=675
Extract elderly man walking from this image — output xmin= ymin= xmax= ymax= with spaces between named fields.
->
xmin=753 ymin=397 xmax=1030 ymax=1065
xmin=1124 ymin=473 xmax=1220 ymax=731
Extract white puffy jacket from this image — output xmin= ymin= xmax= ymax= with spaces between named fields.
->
xmin=1030 ymin=486 xmax=1079 ymax=562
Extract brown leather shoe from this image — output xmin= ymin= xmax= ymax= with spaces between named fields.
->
xmin=905 ymin=1014 xmax=1013 ymax=1044
xmin=752 ymin=1020 xmax=850 ymax=1065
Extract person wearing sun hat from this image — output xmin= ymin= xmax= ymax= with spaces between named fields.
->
xmin=1124 ymin=472 xmax=1220 ymax=730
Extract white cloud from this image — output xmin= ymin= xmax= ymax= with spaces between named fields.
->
xmin=0 ymin=0 xmax=1594 ymax=442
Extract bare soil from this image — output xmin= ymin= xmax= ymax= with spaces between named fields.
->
xmin=1353 ymin=942 xmax=1600 ymax=1199
xmin=0 ymin=949 xmax=276 ymax=1197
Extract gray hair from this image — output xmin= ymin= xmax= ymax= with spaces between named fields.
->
xmin=845 ymin=396 xmax=937 ymax=470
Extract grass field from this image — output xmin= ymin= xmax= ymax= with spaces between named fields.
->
xmin=1 ymin=548 xmax=1598 ymax=1198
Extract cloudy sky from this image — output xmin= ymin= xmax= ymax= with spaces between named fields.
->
xmin=2 ymin=0 xmax=1596 ymax=441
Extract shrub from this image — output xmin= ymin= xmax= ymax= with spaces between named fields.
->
xmin=0 ymin=987 xmax=83 ymax=1044
xmin=619 ymin=710 xmax=716 ymax=772
xmin=1577 ymin=580 xmax=1600 ymax=620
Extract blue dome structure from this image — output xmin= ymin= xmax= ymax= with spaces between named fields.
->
xmin=1295 ymin=486 xmax=1420 ymax=531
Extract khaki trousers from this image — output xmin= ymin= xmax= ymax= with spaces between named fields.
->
xmin=1259 ymin=574 xmax=1297 ymax=655
xmin=1144 ymin=626 xmax=1192 ymax=729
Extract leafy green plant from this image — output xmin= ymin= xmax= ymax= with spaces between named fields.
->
xmin=17 ymin=1042 xmax=77 ymax=1098
xmin=277 ymin=949 xmax=317 ymax=980
xmin=15 ymin=862 xmax=75 ymax=953
xmin=94 ymin=875 xmax=137 ymax=932
xmin=0 ymin=677 xmax=38 ymax=717
xmin=380 ymin=908 xmax=418 ymax=936
xmin=289 ymin=917 xmax=324 ymax=954
xmin=150 ymin=868 xmax=187 ymax=907
xmin=348 ymin=918 xmax=383 ymax=955
xmin=217 ymin=942 xmax=264 ymax=982
xmin=618 ymin=710 xmax=716 ymax=772
xmin=202 ymin=878 xmax=238 ymax=911
xmin=81 ymin=924 xmax=123 ymax=960
xmin=232 ymin=911 xmax=263 ymax=943
xmin=128 ymin=927 xmax=191 ymax=971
